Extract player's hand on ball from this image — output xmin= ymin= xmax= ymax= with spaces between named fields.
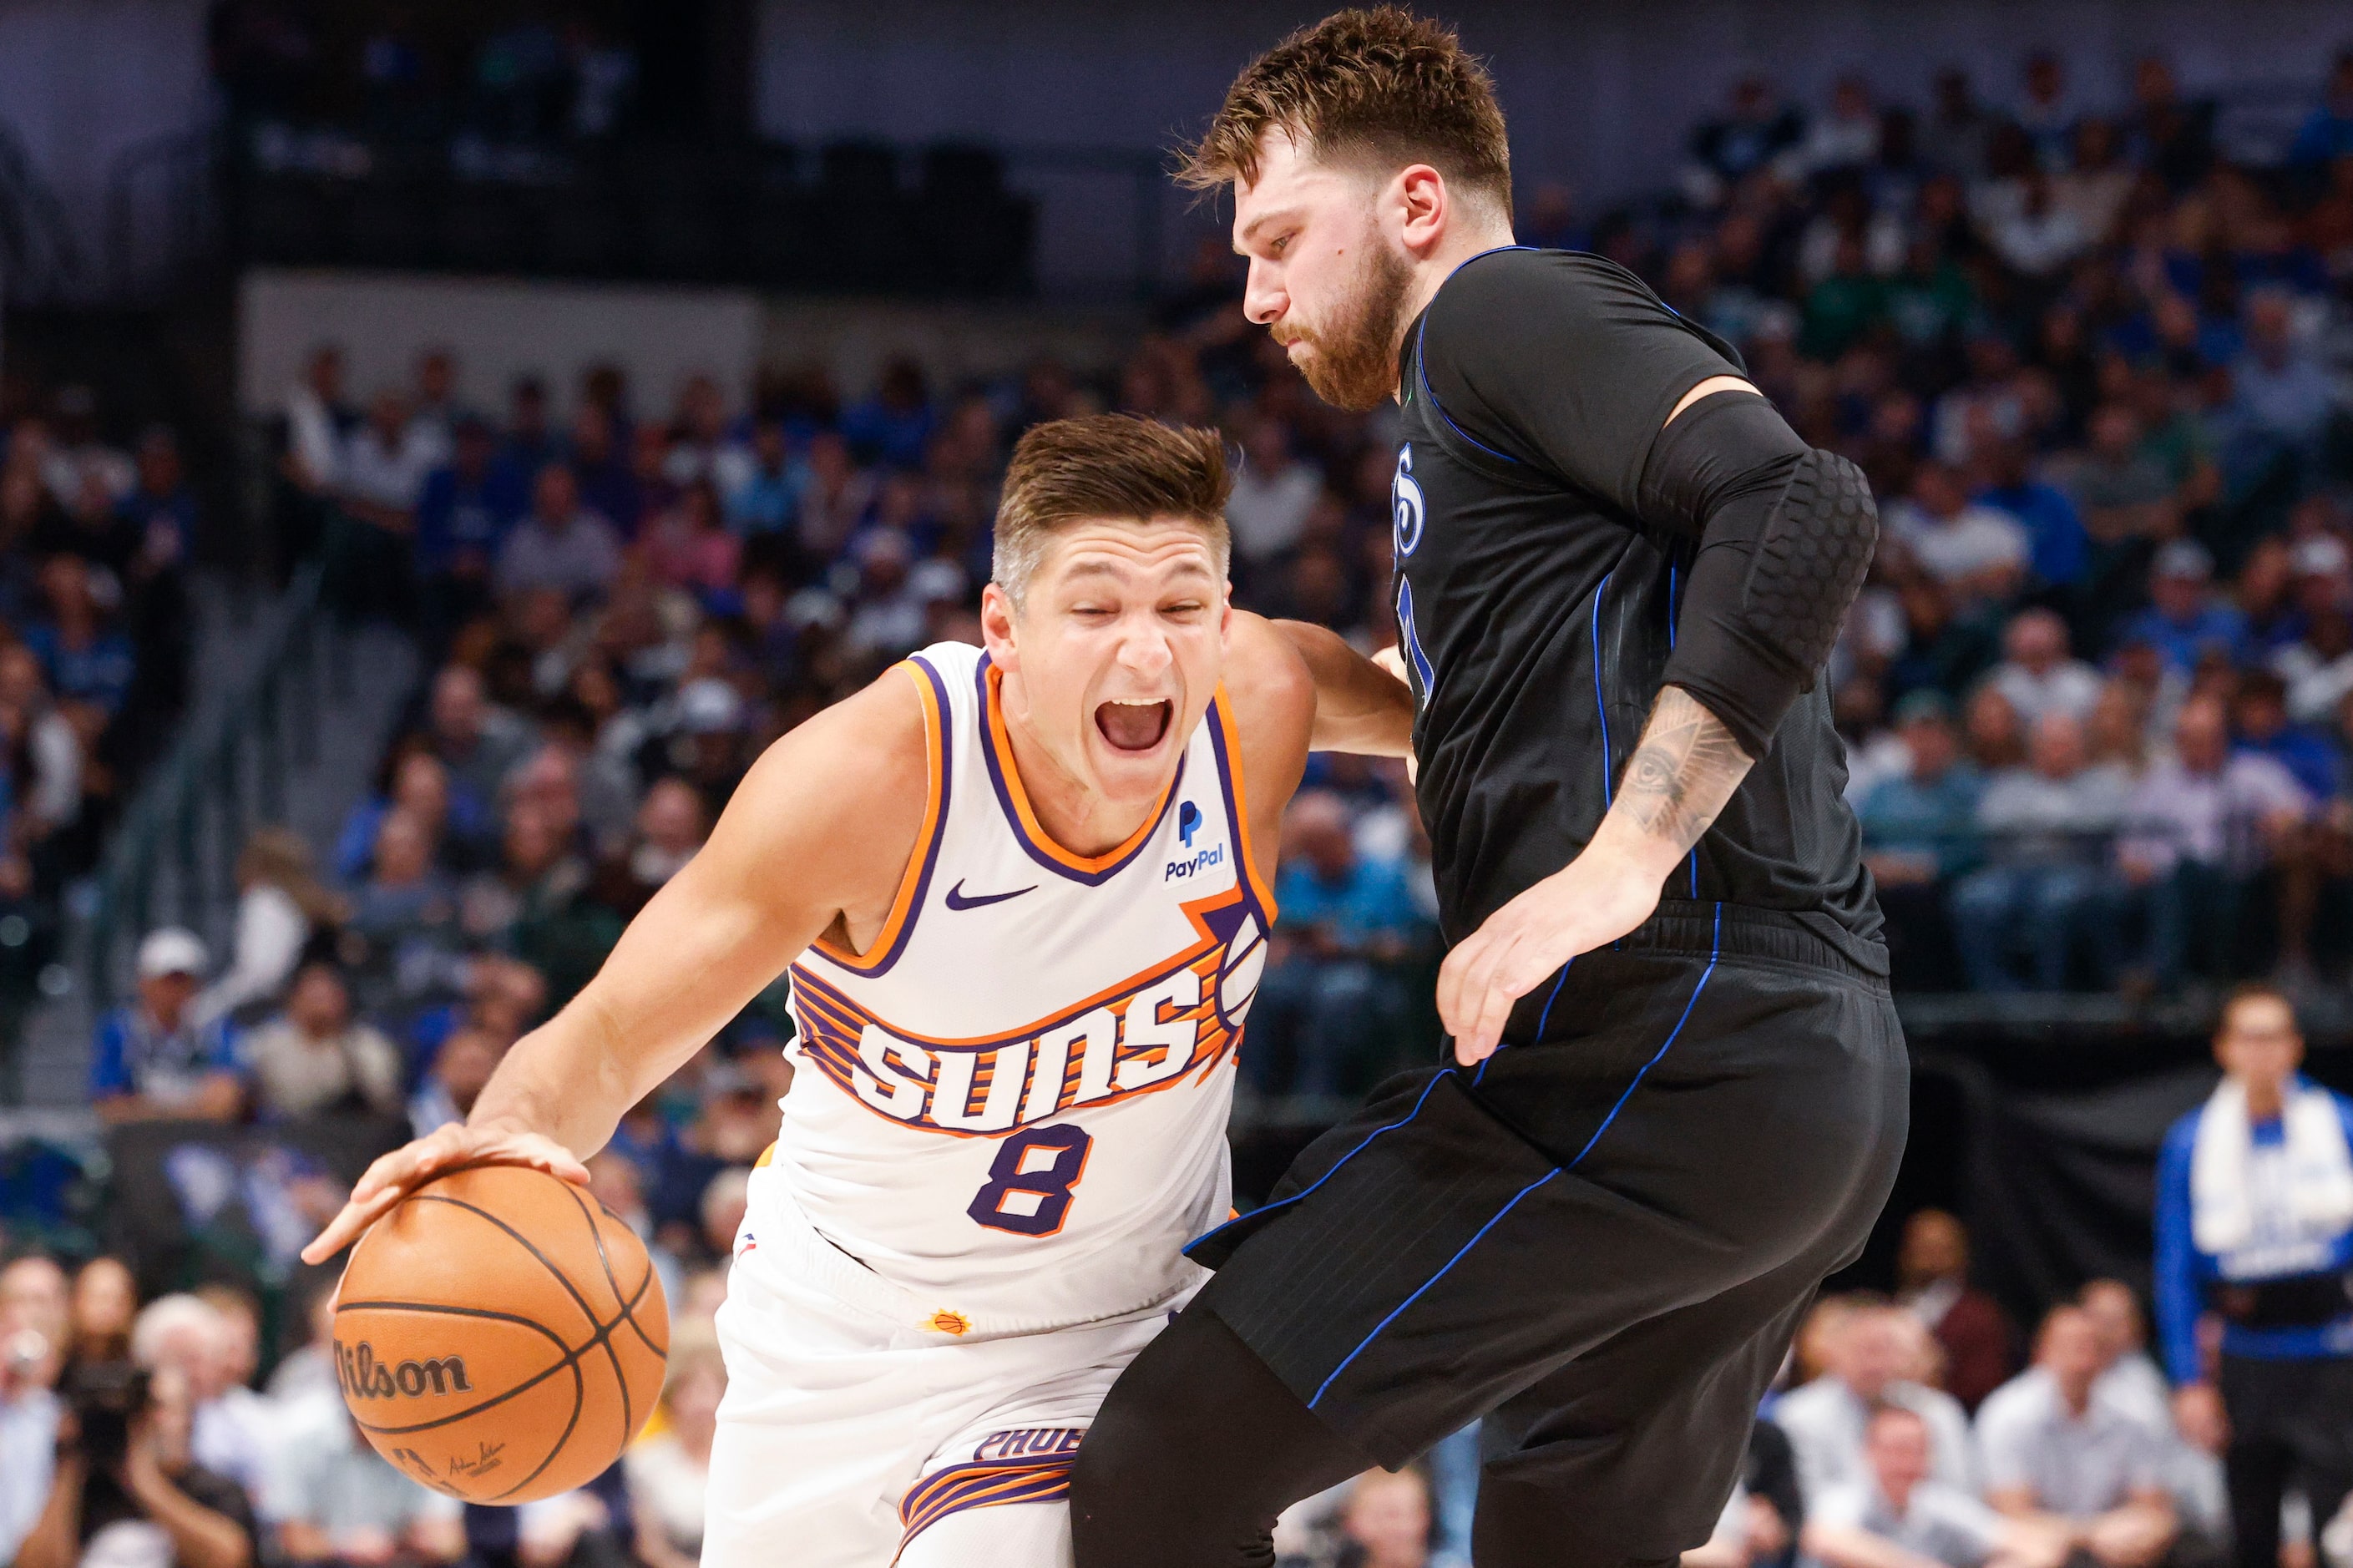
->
xmin=1438 ymin=847 xmax=1662 ymax=1065
xmin=301 ymin=1121 xmax=590 ymax=1264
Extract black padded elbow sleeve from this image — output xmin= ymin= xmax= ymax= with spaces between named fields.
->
xmin=1644 ymin=393 xmax=1879 ymax=757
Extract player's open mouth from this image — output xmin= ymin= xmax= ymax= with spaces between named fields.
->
xmin=1095 ymin=697 xmax=1172 ymax=752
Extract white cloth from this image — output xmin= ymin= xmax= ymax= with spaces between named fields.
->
xmin=625 ymin=1434 xmax=709 ymax=1556
xmin=1808 ymin=1477 xmax=2006 ymax=1566
xmin=2189 ymin=1078 xmax=2353 ymax=1275
xmin=1224 ymin=463 xmax=1322 ymax=563
xmin=1986 ymin=660 xmax=2105 ymax=726
xmin=706 ymin=1201 xmax=1176 ymax=1568
xmin=191 ymin=884 xmax=311 ymax=1028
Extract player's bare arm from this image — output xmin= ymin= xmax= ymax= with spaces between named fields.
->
xmin=1215 ymin=611 xmax=1318 ymax=857
xmin=1266 ymin=615 xmax=1414 ymax=759
xmin=303 ymin=669 xmax=932 ymax=1262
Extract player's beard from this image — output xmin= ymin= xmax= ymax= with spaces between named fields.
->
xmin=1274 ymin=240 xmax=1415 ymax=412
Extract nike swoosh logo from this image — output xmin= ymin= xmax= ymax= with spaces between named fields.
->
xmin=944 ymin=880 xmax=1037 ymax=912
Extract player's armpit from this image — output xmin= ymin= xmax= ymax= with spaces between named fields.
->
xmin=1265 ymin=615 xmax=1414 ymax=758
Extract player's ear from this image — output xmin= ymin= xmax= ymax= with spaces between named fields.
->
xmin=1395 ymin=164 xmax=1448 ymax=254
xmin=979 ymin=581 xmax=1020 ymax=665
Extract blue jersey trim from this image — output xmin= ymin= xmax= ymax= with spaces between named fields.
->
xmin=1308 ymin=904 xmax=1723 ymax=1411
xmin=1593 ymin=572 xmax=1616 ymax=805
xmin=1184 ymin=1070 xmax=1455 ymax=1253
xmin=1414 ymin=316 xmax=1521 ymax=467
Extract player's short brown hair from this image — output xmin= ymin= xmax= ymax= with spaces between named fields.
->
xmin=992 ymin=416 xmax=1231 ymax=607
xmin=1180 ymin=8 xmax=1511 ymax=211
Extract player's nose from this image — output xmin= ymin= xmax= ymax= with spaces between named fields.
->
xmin=1242 ymin=260 xmax=1285 ymax=326
xmin=1113 ymin=620 xmax=1176 ymax=677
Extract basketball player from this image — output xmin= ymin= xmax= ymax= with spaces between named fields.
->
xmin=1069 ymin=13 xmax=1908 ymax=1568
xmin=302 ymin=416 xmax=1414 ymax=1567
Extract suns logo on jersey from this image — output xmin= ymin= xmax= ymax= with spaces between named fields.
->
xmin=789 ymin=888 xmax=1265 ymax=1138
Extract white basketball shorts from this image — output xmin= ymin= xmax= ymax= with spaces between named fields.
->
xmin=704 ymin=1191 xmax=1182 ymax=1568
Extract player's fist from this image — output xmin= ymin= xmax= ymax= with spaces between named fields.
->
xmin=301 ymin=1121 xmax=590 ymax=1264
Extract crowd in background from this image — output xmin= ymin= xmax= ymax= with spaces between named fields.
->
xmin=3 ymin=33 xmax=2353 ymax=1568
xmin=0 ymin=378 xmax=201 ymax=1102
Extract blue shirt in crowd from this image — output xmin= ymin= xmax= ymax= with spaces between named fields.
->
xmin=414 ymin=463 xmax=528 ymax=576
xmin=89 ymin=1004 xmax=241 ymax=1106
xmin=2121 ymin=601 xmax=2251 ymax=675
xmin=1856 ymin=764 xmax=1986 ymax=878
xmin=1976 ymin=479 xmax=2088 ymax=587
xmin=22 ymin=624 xmax=137 ymax=715
xmin=1273 ymin=856 xmax=1426 ymax=952
xmin=2239 ymin=728 xmax=2341 ymax=802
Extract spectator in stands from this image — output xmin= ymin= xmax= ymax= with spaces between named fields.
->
xmin=407 ymin=1024 xmax=503 ymax=1137
xmin=1898 ymin=1209 xmax=2016 ymax=1412
xmin=92 ymin=928 xmax=243 ymax=1123
xmin=195 ymin=827 xmax=342 ymax=1029
xmin=0 ymin=1257 xmax=66 ymax=1562
xmin=727 ymin=418 xmax=796 ymax=537
xmin=2075 ymin=1282 xmax=2172 ymax=1434
xmin=1777 ymin=1300 xmax=1980 ymax=1500
xmin=496 ymin=463 xmax=623 ymax=603
xmin=1226 ymin=417 xmax=1322 ymax=570
xmin=425 ymin=664 xmax=537 ymax=811
xmin=1251 ymin=791 xmax=1427 ymax=1096
xmin=129 ymin=1295 xmax=272 ymax=1515
xmin=1684 ymin=74 xmax=1805 ymax=206
xmin=414 ymin=414 xmax=525 ymax=635
xmin=1335 ymin=1468 xmax=1434 ymax=1568
xmin=840 ymin=357 xmax=934 ymax=472
xmin=627 ymin=1327 xmax=722 ymax=1568
xmin=641 ymin=478 xmax=742 ymax=602
xmin=406 ymin=348 xmax=465 ymax=472
xmin=1975 ymin=1306 xmax=2177 ymax=1566
xmin=2232 ymin=669 xmax=2339 ymax=800
xmin=346 ymin=811 xmax=460 ymax=958
xmin=69 ymin=1257 xmax=137 ymax=1363
xmin=1885 ymin=461 xmax=2029 ymax=607
xmin=27 ymin=554 xmax=136 ymax=719
xmin=1951 ymin=711 xmax=2121 ymax=990
xmin=2014 ymin=50 xmax=2075 ymax=166
xmin=2225 ymin=291 xmax=2340 ymax=493
xmin=1855 ymin=693 xmax=1981 ymax=987
xmin=1974 ymin=438 xmax=2087 ymax=592
xmin=1986 ymin=609 xmax=2103 ymax=726
xmin=2123 ymin=541 xmax=2247 ymax=678
xmin=2115 ymin=695 xmax=2308 ymax=983
xmin=625 ymin=776 xmax=707 ymax=895
xmin=2156 ymin=984 xmax=2353 ymax=1568
xmin=341 ymin=387 xmax=435 ymax=563
xmin=1804 ymin=1406 xmax=2059 ymax=1568
xmin=13 ymin=1359 xmax=259 ymax=1568
xmin=1920 ymin=67 xmax=1993 ymax=180
xmin=2058 ymin=403 xmax=2176 ymax=549
xmin=243 ymin=962 xmax=404 ymax=1120
xmin=276 ymin=1409 xmax=463 ymax=1567
xmin=281 ymin=346 xmax=352 ymax=501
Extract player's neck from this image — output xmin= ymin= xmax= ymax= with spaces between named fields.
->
xmin=995 ymin=673 xmax=1163 ymax=857
xmin=1391 ymin=216 xmax=1520 ymax=398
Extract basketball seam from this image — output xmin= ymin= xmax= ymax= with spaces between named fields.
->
xmin=407 ymin=1192 xmax=610 ymax=1338
xmin=560 ymin=1184 xmax=639 ymax=1444
xmin=339 ymin=1304 xmax=587 ymax=1436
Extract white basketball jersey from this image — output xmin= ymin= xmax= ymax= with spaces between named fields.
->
xmin=746 ymin=641 xmax=1274 ymax=1333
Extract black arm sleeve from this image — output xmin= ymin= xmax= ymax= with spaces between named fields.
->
xmin=1644 ymin=392 xmax=1880 ymax=759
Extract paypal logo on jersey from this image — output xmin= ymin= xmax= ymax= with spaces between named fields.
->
xmin=1178 ymin=801 xmax=1202 ymax=847
xmin=1166 ymin=804 xmax=1222 ymax=879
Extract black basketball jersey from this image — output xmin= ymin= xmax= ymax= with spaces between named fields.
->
xmin=1388 ymin=246 xmax=1880 ymax=948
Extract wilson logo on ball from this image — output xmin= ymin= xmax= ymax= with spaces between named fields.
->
xmin=335 ymin=1339 xmax=475 ymax=1399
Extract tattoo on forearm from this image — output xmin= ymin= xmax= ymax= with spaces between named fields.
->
xmin=1616 ymin=687 xmax=1755 ymax=852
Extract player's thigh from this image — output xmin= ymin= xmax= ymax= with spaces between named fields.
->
xmin=703 ymin=1276 xmax=925 ymax=1567
xmin=1470 ymin=1223 xmax=1850 ymax=1567
xmin=897 ymin=1501 xmax=1072 ymax=1568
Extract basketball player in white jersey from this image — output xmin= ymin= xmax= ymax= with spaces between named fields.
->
xmin=304 ymin=414 xmax=1414 ymax=1567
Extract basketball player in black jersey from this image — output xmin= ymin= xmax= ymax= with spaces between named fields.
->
xmin=1070 ymin=12 xmax=1907 ymax=1567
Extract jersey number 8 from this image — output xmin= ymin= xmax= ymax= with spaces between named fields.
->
xmin=968 ymin=1124 xmax=1094 ymax=1237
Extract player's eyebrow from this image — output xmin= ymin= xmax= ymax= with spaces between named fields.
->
xmin=1235 ymin=206 xmax=1303 ymax=249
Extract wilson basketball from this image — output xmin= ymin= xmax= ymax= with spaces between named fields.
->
xmin=333 ymin=1164 xmax=670 ymax=1505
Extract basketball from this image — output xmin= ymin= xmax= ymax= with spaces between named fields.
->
xmin=332 ymin=1165 xmax=670 ymax=1505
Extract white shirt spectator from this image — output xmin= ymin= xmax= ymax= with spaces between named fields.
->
xmin=1227 ymin=425 xmax=1323 ymax=564
xmin=191 ymin=882 xmax=311 ymax=1029
xmin=1986 ymin=659 xmax=2103 ymax=726
xmin=0 ymin=1384 xmax=61 ymax=1561
xmin=1808 ymin=1477 xmax=2008 ymax=1566
xmin=1974 ymin=1372 xmax=2170 ymax=1517
xmin=496 ymin=509 xmax=625 ymax=600
xmin=1885 ymin=498 xmax=2029 ymax=589
xmin=2121 ymin=752 xmax=2308 ymax=876
xmin=1774 ymin=1376 xmax=1979 ymax=1499
xmin=342 ymin=422 xmax=438 ymax=514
